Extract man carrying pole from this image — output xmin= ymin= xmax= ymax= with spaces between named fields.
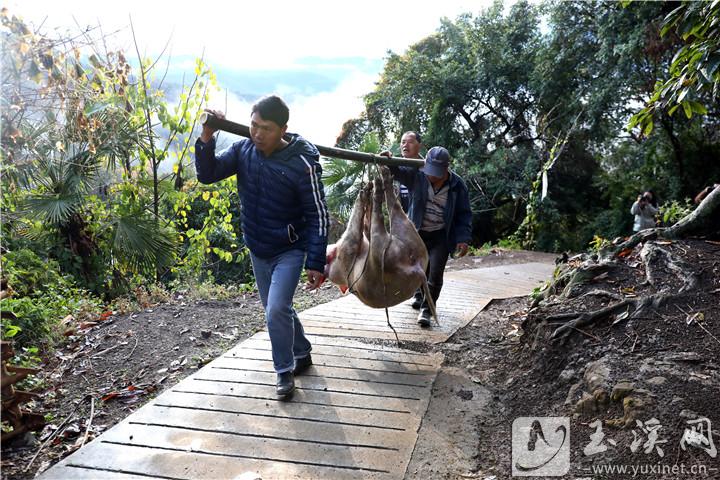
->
xmin=195 ymin=95 xmax=329 ymax=399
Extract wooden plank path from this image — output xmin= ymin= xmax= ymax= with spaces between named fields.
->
xmin=39 ymin=262 xmax=554 ymax=480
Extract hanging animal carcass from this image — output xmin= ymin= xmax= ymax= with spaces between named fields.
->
xmin=324 ymin=166 xmax=437 ymax=322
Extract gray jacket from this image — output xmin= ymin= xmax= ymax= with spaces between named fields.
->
xmin=630 ymin=201 xmax=658 ymax=231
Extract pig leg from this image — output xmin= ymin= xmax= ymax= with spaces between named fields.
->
xmin=329 ymin=183 xmax=371 ymax=289
xmin=380 ymin=166 xmax=415 ymax=236
xmin=369 ymin=174 xmax=390 ymax=267
xmin=362 ymin=186 xmax=372 ymax=239
xmin=341 ymin=183 xmax=371 ymax=257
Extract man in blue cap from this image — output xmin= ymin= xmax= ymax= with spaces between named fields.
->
xmin=388 ymin=146 xmax=472 ymax=326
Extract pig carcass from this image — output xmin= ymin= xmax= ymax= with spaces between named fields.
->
xmin=325 ymin=166 xmax=437 ymax=322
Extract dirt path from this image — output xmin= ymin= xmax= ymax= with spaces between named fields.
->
xmin=405 ymin=297 xmax=527 ymax=479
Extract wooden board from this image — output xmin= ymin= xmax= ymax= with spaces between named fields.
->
xmin=39 ymin=334 xmax=442 ymax=480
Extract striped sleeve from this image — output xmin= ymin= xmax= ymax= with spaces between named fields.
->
xmin=299 ymin=155 xmax=330 ymax=272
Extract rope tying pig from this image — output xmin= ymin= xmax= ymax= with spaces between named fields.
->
xmin=325 ymin=166 xmax=438 ymax=343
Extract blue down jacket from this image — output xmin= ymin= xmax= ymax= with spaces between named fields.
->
xmin=194 ymin=134 xmax=329 ymax=272
xmin=389 ymin=166 xmax=473 ymax=252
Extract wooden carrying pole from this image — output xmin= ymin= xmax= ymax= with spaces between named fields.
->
xmin=200 ymin=112 xmax=425 ymax=169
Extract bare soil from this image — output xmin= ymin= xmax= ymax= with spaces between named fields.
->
xmin=406 ymin=239 xmax=720 ymax=479
xmin=3 ymin=244 xmax=718 ymax=480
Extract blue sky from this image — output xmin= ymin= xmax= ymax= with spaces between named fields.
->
xmin=6 ymin=0 xmax=496 ymax=145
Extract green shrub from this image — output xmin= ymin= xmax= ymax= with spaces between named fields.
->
xmin=660 ymin=198 xmax=694 ymax=226
xmin=1 ymin=249 xmax=102 ymax=348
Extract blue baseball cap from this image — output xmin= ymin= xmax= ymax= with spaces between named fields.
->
xmin=421 ymin=146 xmax=450 ymax=177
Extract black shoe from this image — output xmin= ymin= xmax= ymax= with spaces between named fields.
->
xmin=276 ymin=371 xmax=295 ymax=397
xmin=417 ymin=309 xmax=432 ymax=327
xmin=411 ymin=298 xmax=423 ymax=310
xmin=293 ymin=354 xmax=313 ymax=375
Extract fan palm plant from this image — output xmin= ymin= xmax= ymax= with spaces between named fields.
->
xmin=323 ymin=131 xmax=383 ymax=223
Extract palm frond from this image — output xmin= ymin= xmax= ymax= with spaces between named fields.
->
xmin=22 ymin=193 xmax=83 ymax=224
xmin=112 ymin=214 xmax=177 ymax=273
xmin=321 ymin=157 xmax=366 ymax=223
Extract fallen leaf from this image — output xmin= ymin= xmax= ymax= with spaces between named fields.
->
xmin=592 ymin=272 xmax=610 ymax=282
xmin=618 ymin=248 xmax=634 ymax=258
xmin=101 ymin=392 xmax=119 ymax=402
xmin=612 ymin=309 xmax=631 ymax=325
xmin=101 ymin=385 xmax=146 ymax=403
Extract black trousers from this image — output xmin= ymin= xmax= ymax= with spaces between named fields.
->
xmin=414 ymin=229 xmax=450 ymax=312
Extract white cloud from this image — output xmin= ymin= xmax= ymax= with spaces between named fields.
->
xmin=289 ymin=71 xmax=377 ymax=146
xmin=6 ymin=0 xmax=493 ymax=69
xmin=5 ymin=0 xmax=498 ymax=146
xmin=209 ymin=71 xmax=376 ymax=147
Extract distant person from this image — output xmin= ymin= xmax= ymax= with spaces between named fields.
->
xmin=381 ymin=131 xmax=424 ymax=212
xmin=385 ymin=146 xmax=472 ymax=327
xmin=630 ymin=190 xmax=659 ymax=232
xmin=195 ymin=95 xmax=329 ymax=399
xmin=694 ymin=183 xmax=719 ymax=205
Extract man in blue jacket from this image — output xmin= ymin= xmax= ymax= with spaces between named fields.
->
xmin=389 ymin=146 xmax=472 ymax=327
xmin=195 ymin=95 xmax=329 ymax=398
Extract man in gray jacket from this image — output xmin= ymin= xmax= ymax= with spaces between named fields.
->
xmin=630 ymin=191 xmax=658 ymax=232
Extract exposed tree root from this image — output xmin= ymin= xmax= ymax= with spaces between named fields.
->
xmin=548 ymin=293 xmax=676 ymax=343
xmin=640 ymin=242 xmax=700 ymax=292
xmin=531 ymin=261 xmax=615 ymax=307
xmin=580 ymin=289 xmax=624 ymax=302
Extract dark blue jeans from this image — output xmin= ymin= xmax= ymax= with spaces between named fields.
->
xmin=414 ymin=229 xmax=450 ymax=312
xmin=251 ymin=249 xmax=312 ymax=373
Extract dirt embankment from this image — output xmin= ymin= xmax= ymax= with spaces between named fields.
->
xmin=406 ymin=240 xmax=719 ymax=479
